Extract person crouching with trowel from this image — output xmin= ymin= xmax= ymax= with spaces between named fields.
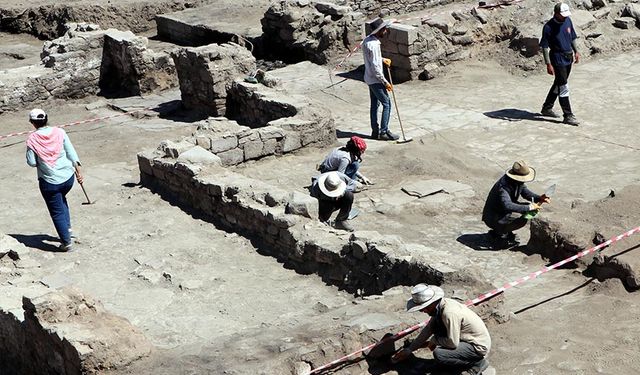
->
xmin=482 ymin=160 xmax=550 ymax=248
xmin=311 ymin=171 xmax=355 ymax=232
xmin=317 ymin=136 xmax=373 ymax=193
xmin=392 ymin=284 xmax=493 ymax=375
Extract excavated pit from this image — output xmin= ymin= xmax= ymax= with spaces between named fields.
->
xmin=527 ymin=186 xmax=640 ymax=290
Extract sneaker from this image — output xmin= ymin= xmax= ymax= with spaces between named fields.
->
xmin=334 ymin=220 xmax=355 ymax=232
xmin=371 ymin=130 xmax=379 ymax=140
xmin=462 ymin=359 xmax=489 ymax=375
xmin=378 ymin=131 xmax=399 ymax=141
xmin=58 ymin=243 xmax=74 ymax=252
xmin=506 ymin=231 xmax=520 ymax=243
xmin=563 ymin=114 xmax=580 ymax=126
xmin=540 ymin=108 xmax=560 ymax=118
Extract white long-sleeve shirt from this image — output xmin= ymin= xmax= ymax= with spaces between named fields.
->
xmin=363 ymin=35 xmax=389 ymax=86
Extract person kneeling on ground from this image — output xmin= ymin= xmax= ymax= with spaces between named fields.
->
xmin=25 ymin=109 xmax=83 ymax=252
xmin=311 ymin=171 xmax=355 ymax=232
xmin=392 ymin=284 xmax=493 ymax=375
xmin=317 ymin=136 xmax=373 ymax=192
xmin=482 ymin=160 xmax=550 ymax=248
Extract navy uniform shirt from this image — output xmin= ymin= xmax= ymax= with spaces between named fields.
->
xmin=540 ymin=17 xmax=577 ymax=66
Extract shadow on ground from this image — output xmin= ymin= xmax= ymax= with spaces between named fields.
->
xmin=483 ymin=108 xmax=563 ymax=124
xmin=9 ymin=233 xmax=60 ymax=252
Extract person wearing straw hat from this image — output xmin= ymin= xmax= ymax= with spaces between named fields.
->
xmin=317 ymin=136 xmax=373 ymax=192
xmin=539 ymin=2 xmax=580 ymax=126
xmin=392 ymin=284 xmax=493 ymax=375
xmin=311 ymin=171 xmax=355 ymax=232
xmin=363 ymin=17 xmax=400 ymax=141
xmin=482 ymin=160 xmax=550 ymax=248
xmin=25 ymin=109 xmax=83 ymax=252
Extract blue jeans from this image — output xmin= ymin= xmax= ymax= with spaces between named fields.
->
xmin=39 ymin=176 xmax=74 ymax=245
xmin=344 ymin=161 xmax=360 ymax=180
xmin=369 ymin=83 xmax=391 ymax=134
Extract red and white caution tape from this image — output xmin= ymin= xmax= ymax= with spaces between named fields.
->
xmin=0 ymin=107 xmax=152 ymax=142
xmin=307 ymin=225 xmax=640 ymax=374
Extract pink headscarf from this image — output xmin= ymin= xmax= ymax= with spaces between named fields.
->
xmin=26 ymin=127 xmax=64 ymax=167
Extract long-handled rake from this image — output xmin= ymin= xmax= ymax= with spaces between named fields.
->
xmin=386 ymin=65 xmax=412 ymax=144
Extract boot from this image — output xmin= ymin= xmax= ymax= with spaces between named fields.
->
xmin=334 ymin=220 xmax=354 ymax=232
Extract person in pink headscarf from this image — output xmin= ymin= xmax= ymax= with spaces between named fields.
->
xmin=26 ymin=109 xmax=83 ymax=252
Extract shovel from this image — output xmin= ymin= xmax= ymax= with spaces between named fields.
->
xmin=385 ymin=65 xmax=412 ymax=144
xmin=79 ymin=182 xmax=95 ymax=205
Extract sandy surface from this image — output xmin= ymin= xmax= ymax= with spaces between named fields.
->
xmin=1 ymin=17 xmax=640 ymax=375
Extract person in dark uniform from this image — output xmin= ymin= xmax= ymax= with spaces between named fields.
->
xmin=540 ymin=2 xmax=580 ymax=126
xmin=482 ymin=161 xmax=550 ymax=248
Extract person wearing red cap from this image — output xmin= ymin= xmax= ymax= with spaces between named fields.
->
xmin=317 ymin=136 xmax=373 ymax=192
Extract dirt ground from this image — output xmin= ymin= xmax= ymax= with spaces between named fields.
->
xmin=2 ymin=3 xmax=640 ymax=374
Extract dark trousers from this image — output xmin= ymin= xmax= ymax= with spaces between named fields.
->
xmin=433 ymin=341 xmax=486 ymax=372
xmin=488 ymin=213 xmax=528 ymax=235
xmin=39 ymin=176 xmax=74 ymax=245
xmin=543 ymin=63 xmax=573 ymax=116
xmin=318 ymin=191 xmax=353 ymax=222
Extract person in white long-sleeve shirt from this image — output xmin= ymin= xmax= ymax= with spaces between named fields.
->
xmin=363 ymin=18 xmax=399 ymax=141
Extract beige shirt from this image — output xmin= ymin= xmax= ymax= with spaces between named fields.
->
xmin=409 ymin=298 xmax=491 ymax=356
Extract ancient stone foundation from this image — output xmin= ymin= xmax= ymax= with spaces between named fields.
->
xmin=137 ymin=152 xmax=503 ymax=319
xmin=0 ymin=286 xmax=152 ymax=374
xmin=171 ymin=43 xmax=256 ymax=117
xmin=261 ymin=0 xmax=364 ymax=64
xmin=99 ymin=31 xmax=177 ymax=97
xmin=528 ymin=186 xmax=640 ymax=290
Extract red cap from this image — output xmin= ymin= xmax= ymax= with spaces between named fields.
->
xmin=350 ymin=136 xmax=367 ymax=153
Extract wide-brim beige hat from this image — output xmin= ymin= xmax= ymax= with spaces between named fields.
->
xmin=406 ymin=284 xmax=444 ymax=312
xmin=506 ymin=160 xmax=536 ymax=183
xmin=368 ymin=18 xmax=396 ymax=36
xmin=318 ymin=171 xmax=347 ymax=198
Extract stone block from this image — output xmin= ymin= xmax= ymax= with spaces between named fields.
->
xmin=195 ymin=136 xmax=211 ymax=150
xmin=262 ymin=138 xmax=279 ymax=156
xmin=283 ymin=131 xmax=302 ymax=152
xmin=210 ymin=135 xmax=239 ymax=153
xmin=176 ymin=146 xmax=222 ymax=166
xmin=285 ymin=191 xmax=318 ymax=218
xmin=421 ymin=63 xmax=441 ymax=80
xmin=593 ymin=7 xmax=611 ymax=19
xmin=158 ymin=139 xmax=194 ymax=158
xmin=572 ymin=9 xmax=597 ymax=29
xmin=623 ymin=3 xmax=640 ymax=23
xmin=217 ymin=148 xmax=244 ymax=165
xmin=243 ymin=140 xmax=265 ymax=160
xmin=137 ymin=152 xmax=154 ymax=176
xmin=388 ymin=24 xmax=418 ymax=45
xmin=614 ymin=17 xmax=636 ymax=29
xmin=451 ymin=35 xmax=474 ymax=46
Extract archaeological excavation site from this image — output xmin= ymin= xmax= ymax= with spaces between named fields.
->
xmin=1 ymin=0 xmax=640 ymax=374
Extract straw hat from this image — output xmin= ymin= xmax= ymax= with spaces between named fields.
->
xmin=506 ymin=160 xmax=536 ymax=183
xmin=406 ymin=284 xmax=445 ymax=312
xmin=318 ymin=172 xmax=347 ymax=198
xmin=369 ymin=17 xmax=395 ymax=36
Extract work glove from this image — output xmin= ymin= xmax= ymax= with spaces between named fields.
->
xmin=360 ymin=175 xmax=374 ymax=185
xmin=383 ymin=58 xmax=392 ymax=67
xmin=385 ymin=83 xmax=393 ymax=92
xmin=529 ymin=202 xmax=542 ymax=211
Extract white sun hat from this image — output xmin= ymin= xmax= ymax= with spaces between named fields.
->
xmin=318 ymin=171 xmax=347 ymax=198
xmin=406 ymin=284 xmax=445 ymax=312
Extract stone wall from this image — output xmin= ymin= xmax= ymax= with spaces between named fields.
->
xmin=261 ymin=0 xmax=364 ymax=64
xmin=136 ymin=152 xmax=503 ymax=315
xmin=99 ymin=30 xmax=177 ymax=97
xmin=171 ymin=43 xmax=256 ymax=117
xmin=156 ymin=13 xmax=258 ymax=49
xmin=0 ymin=0 xmax=213 ymax=39
xmin=350 ymin=0 xmax=456 ymax=17
xmin=366 ymin=17 xmax=475 ymax=82
xmin=0 ymin=286 xmax=152 ymax=374
xmin=0 ymin=23 xmax=175 ymax=113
